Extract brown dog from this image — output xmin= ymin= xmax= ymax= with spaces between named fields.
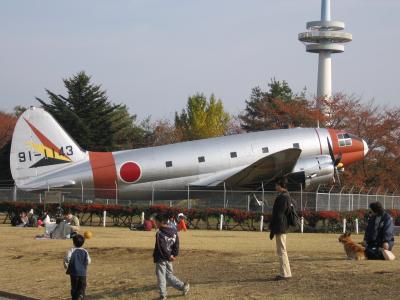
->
xmin=338 ymin=232 xmax=366 ymax=260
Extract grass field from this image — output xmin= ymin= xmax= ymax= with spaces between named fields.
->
xmin=0 ymin=225 xmax=399 ymax=300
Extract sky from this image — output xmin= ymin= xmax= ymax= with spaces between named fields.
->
xmin=1 ymin=0 xmax=399 ymax=121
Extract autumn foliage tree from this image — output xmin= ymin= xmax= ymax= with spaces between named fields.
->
xmin=0 ymin=112 xmax=17 ymax=184
xmin=175 ymin=93 xmax=230 ymax=141
xmin=240 ymin=78 xmax=400 ymax=191
xmin=322 ymin=94 xmax=400 ymax=191
xmin=240 ymin=79 xmax=321 ymax=131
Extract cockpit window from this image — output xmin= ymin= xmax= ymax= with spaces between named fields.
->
xmin=337 ymin=133 xmax=352 ymax=147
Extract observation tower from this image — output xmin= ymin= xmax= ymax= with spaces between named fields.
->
xmin=298 ymin=0 xmax=352 ymax=101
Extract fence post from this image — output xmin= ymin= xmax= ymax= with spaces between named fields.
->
xmin=13 ymin=185 xmax=17 ymax=201
xmin=367 ymin=187 xmax=373 ymax=209
xmin=223 ymin=182 xmax=227 ymax=209
xmin=342 ymin=218 xmax=346 ymax=233
xmin=338 ymin=186 xmax=345 ymax=211
xmin=81 ymin=180 xmax=84 ymax=203
xmin=103 ymin=211 xmax=107 ymax=227
xmin=141 ymin=212 xmax=145 ymax=224
xmin=355 ymin=218 xmax=359 ymax=234
xmin=115 ymin=181 xmax=118 ymax=205
xmin=151 ymin=185 xmax=155 ymax=206
xmin=262 ymin=182 xmax=265 ymax=213
xmin=187 ymin=185 xmax=190 ymax=210
xmin=300 ymin=216 xmax=304 ymax=234
xmin=300 ymin=183 xmax=303 ymax=212
xmin=392 ymin=191 xmax=395 ymax=209
xmin=219 ymin=214 xmax=224 ymax=231
xmin=383 ymin=189 xmax=387 ymax=209
xmin=349 ymin=186 xmax=354 ymax=211
xmin=328 ymin=185 xmax=334 ymax=210
xmin=260 ymin=215 xmax=264 ymax=232
xmin=376 ymin=187 xmax=380 ymax=203
xmin=247 ymin=195 xmax=250 ymax=212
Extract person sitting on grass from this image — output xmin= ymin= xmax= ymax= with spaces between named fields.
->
xmin=27 ymin=209 xmax=38 ymax=227
xmin=64 ymin=234 xmax=91 ymax=300
xmin=131 ymin=215 xmax=155 ymax=231
xmin=153 ymin=213 xmax=189 ymax=300
xmin=15 ymin=211 xmax=29 ymax=227
xmin=64 ymin=210 xmax=80 ymax=232
xmin=364 ymin=201 xmax=395 ymax=260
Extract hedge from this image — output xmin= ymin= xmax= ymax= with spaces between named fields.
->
xmin=1 ymin=201 xmax=399 ymax=232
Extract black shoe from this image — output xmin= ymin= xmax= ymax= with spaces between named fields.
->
xmin=274 ymin=275 xmax=291 ymax=281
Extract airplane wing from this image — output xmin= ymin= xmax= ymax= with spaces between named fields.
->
xmin=190 ymin=148 xmax=302 ymax=188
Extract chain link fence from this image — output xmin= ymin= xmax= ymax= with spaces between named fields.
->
xmin=1 ymin=184 xmax=399 ymax=212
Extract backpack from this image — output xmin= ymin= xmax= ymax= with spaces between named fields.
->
xmin=286 ymin=198 xmax=300 ymax=227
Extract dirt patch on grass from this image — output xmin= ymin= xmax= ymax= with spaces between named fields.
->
xmin=0 ymin=225 xmax=399 ymax=299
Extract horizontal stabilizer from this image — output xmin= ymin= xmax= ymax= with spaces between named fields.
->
xmin=17 ymin=179 xmax=76 ymax=191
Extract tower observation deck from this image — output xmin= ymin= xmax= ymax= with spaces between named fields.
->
xmin=298 ymin=0 xmax=352 ymax=100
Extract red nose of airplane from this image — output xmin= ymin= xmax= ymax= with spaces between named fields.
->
xmin=328 ymin=129 xmax=368 ymax=166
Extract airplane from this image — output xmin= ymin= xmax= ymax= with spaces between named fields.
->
xmin=10 ymin=107 xmax=368 ymax=200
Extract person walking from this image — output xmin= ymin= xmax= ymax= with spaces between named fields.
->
xmin=153 ymin=213 xmax=189 ymax=300
xmin=269 ymin=177 xmax=292 ymax=280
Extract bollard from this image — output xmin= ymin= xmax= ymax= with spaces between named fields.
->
xmin=219 ymin=214 xmax=224 ymax=231
xmin=141 ymin=212 xmax=145 ymax=224
xmin=301 ymin=216 xmax=304 ymax=234
xmin=343 ymin=218 xmax=346 ymax=233
xmin=103 ymin=211 xmax=107 ymax=227
xmin=355 ymin=218 xmax=359 ymax=234
xmin=260 ymin=215 xmax=264 ymax=232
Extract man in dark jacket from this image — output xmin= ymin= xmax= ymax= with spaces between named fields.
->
xmin=153 ymin=213 xmax=189 ymax=300
xmin=364 ymin=201 xmax=395 ymax=260
xmin=269 ymin=177 xmax=292 ymax=280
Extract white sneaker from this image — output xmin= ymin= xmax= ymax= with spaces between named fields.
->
xmin=182 ymin=282 xmax=190 ymax=295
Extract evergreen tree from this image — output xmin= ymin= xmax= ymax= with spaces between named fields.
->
xmin=36 ymin=71 xmax=140 ymax=151
xmin=239 ymin=78 xmax=316 ymax=131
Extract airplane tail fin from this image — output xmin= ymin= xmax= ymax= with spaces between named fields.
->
xmin=10 ymin=107 xmax=87 ymax=184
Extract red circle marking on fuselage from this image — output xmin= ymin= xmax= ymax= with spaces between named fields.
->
xmin=119 ymin=161 xmax=142 ymax=183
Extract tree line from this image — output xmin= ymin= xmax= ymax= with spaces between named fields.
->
xmin=1 ymin=71 xmax=399 ymax=191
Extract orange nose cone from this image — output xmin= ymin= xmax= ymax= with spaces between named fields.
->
xmin=340 ymin=136 xmax=367 ymax=165
xmin=328 ymin=129 xmax=367 ymax=166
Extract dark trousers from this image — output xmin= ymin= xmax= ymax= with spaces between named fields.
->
xmin=70 ymin=275 xmax=87 ymax=300
xmin=365 ymin=241 xmax=394 ymax=260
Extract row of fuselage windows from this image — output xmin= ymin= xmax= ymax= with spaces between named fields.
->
xmin=164 ymin=143 xmax=300 ymax=168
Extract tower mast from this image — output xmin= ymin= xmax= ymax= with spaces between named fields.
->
xmin=299 ymin=0 xmax=352 ymax=127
